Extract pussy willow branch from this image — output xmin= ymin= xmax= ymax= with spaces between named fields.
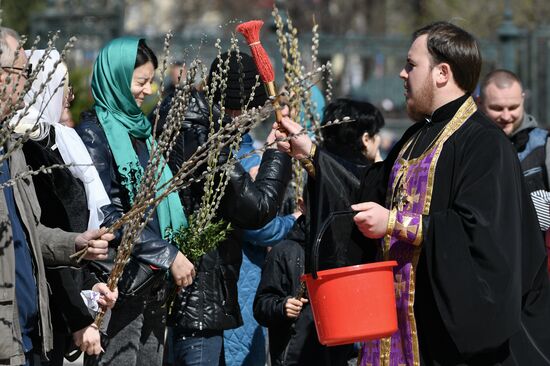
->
xmin=149 ymin=31 xmax=173 ymax=140
xmin=103 ymin=103 xmax=353 ymax=237
xmin=92 ymin=56 xmax=332 ymax=326
xmin=104 ymin=102 xmax=275 ymax=235
xmin=0 ymin=33 xmax=62 ymax=139
xmin=130 ymin=32 xmax=174 ymax=211
xmin=193 ymin=37 xmax=257 ymax=236
xmin=0 ymin=162 xmax=89 ymax=191
xmin=94 ymin=90 xmax=264 ymax=328
xmin=0 ymin=36 xmax=76 ymax=166
xmin=62 ymin=102 xmax=354 ymax=264
xmin=119 ymin=37 xmax=198 ymax=237
xmin=325 ymin=61 xmax=333 ymax=103
xmin=158 ymin=64 xmax=198 ymax=167
xmin=272 ymin=8 xmax=327 ymax=207
xmin=197 ymin=39 xmax=231 ymax=229
xmin=273 ymin=7 xmax=293 ymax=89
xmin=93 ymin=38 xmax=267 ymax=325
xmin=0 ymin=34 xmax=41 ymax=122
xmin=194 ymin=36 xmax=263 ymax=235
xmin=311 ymin=19 xmax=319 ymax=71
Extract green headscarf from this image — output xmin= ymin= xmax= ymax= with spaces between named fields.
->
xmin=91 ymin=36 xmax=187 ymax=238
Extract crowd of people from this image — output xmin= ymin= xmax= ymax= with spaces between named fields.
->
xmin=1 ymin=18 xmax=550 ymax=366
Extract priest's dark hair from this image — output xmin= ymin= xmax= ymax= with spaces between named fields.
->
xmin=413 ymin=21 xmax=481 ymax=94
xmin=135 ymin=39 xmax=158 ymax=69
xmin=320 ymin=98 xmax=384 ymax=165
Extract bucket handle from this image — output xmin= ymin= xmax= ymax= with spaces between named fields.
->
xmin=311 ymin=209 xmax=356 ymax=280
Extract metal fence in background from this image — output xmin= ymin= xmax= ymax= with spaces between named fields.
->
xmin=30 ymin=2 xmax=550 ymax=128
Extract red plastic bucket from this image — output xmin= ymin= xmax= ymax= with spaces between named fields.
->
xmin=301 ymin=260 xmax=398 ymax=346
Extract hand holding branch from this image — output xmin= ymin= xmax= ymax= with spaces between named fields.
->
xmin=73 ymin=324 xmax=103 ymax=356
xmin=170 ymin=251 xmax=196 ymax=288
xmin=274 ymin=115 xmax=313 ymax=160
xmin=91 ymin=282 xmax=118 ymax=310
xmin=72 ymin=227 xmax=114 ymax=261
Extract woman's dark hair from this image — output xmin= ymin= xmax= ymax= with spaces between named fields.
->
xmin=321 ymin=98 xmax=385 ymax=164
xmin=135 ymin=39 xmax=158 ymax=69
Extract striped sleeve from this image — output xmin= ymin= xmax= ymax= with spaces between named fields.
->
xmin=530 ymin=190 xmax=550 ymax=231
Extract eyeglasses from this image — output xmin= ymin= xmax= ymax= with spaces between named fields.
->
xmin=1 ymin=64 xmax=32 ymax=79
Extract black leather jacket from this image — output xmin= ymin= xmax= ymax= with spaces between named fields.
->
xmin=154 ymin=89 xmax=292 ymax=331
xmin=76 ymin=111 xmax=179 ymax=272
xmin=152 ymin=88 xmax=224 ymax=215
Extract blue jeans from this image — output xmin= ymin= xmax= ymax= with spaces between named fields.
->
xmin=172 ymin=329 xmax=224 ymax=366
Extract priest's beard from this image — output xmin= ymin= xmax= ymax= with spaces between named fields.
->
xmin=406 ymin=74 xmax=434 ymax=123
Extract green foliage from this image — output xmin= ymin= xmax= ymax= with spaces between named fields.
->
xmin=0 ymin=0 xmax=46 ymax=36
xmin=68 ymin=66 xmax=94 ymax=124
xmin=172 ymin=214 xmax=232 ymax=264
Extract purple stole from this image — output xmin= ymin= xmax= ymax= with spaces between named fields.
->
xmin=359 ymin=97 xmax=477 ymax=366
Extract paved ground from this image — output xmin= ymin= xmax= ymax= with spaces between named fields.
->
xmin=61 ymin=348 xmax=358 ymax=365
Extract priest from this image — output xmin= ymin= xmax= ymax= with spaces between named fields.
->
xmin=275 ymin=21 xmax=550 ymax=365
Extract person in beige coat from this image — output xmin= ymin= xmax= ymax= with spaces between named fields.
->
xmin=0 ymin=27 xmax=114 ymax=366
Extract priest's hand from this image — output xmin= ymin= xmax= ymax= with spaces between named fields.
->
xmin=352 ymin=202 xmax=389 ymax=239
xmin=274 ymin=113 xmax=312 ymax=160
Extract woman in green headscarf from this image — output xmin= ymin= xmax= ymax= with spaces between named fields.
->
xmin=76 ymin=37 xmax=194 ymax=366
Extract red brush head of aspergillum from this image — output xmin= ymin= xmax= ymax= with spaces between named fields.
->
xmin=236 ymin=20 xmax=275 ymax=84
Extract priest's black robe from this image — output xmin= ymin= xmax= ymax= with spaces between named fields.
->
xmin=307 ymin=94 xmax=550 ymax=365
